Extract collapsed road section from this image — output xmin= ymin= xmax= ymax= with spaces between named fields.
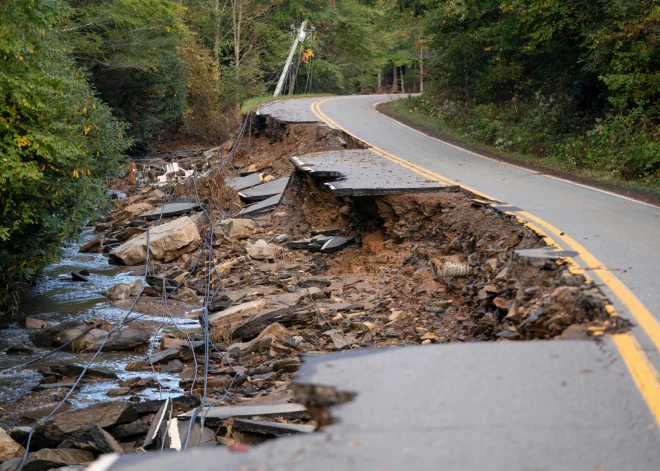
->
xmin=0 ymin=99 xmax=631 ymax=471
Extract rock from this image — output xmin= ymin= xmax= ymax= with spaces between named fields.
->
xmin=104 ymin=279 xmax=143 ymax=300
xmin=49 ymin=364 xmax=117 ymax=379
xmin=70 ymin=272 xmax=88 ymax=282
xmin=6 ymin=343 xmax=34 ymax=354
xmin=107 ymin=388 xmax=131 ymax=397
xmin=26 ymin=318 xmax=51 ymax=329
xmin=23 ymin=449 xmax=93 ymax=471
xmin=163 ymin=359 xmax=184 ymax=373
xmin=245 ymin=323 xmax=292 ymax=353
xmin=329 ymin=332 xmax=357 ymax=350
xmin=0 ymin=458 xmax=21 ymax=471
xmin=216 ymin=219 xmax=255 ymax=241
xmin=245 ymin=239 xmax=277 ymax=261
xmin=29 ymin=322 xmax=98 ymax=349
xmin=90 ymin=328 xmax=150 ymax=352
xmin=109 ymin=216 xmax=202 ymax=265
xmin=283 ymin=336 xmax=303 ymax=348
xmin=170 ymin=287 xmax=198 ymax=303
xmin=273 ymin=234 xmax=289 ymax=243
xmin=78 ymin=238 xmax=102 ymax=253
xmin=40 ymin=402 xmax=137 ymax=442
xmin=0 ymin=427 xmax=24 ymax=462
xmin=161 ymin=337 xmax=187 ymax=350
xmin=109 ymin=419 xmax=149 ymax=441
xmin=89 ymin=426 xmax=123 ymax=454
xmin=388 ymin=311 xmax=408 ymax=322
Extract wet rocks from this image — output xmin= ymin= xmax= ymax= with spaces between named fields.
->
xmin=23 ymin=448 xmax=93 ymax=471
xmin=40 ymin=402 xmax=137 ymax=442
xmin=0 ymin=428 xmax=24 ymax=462
xmin=109 ymin=216 xmax=202 ymax=265
xmin=90 ymin=328 xmax=151 ymax=352
xmin=25 ymin=318 xmax=51 ymax=329
xmin=104 ymin=280 xmax=143 ymax=300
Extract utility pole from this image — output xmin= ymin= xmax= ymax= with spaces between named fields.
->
xmin=274 ymin=21 xmax=308 ymax=98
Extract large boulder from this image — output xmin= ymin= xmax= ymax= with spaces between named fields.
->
xmin=0 ymin=427 xmax=24 ymax=462
xmin=89 ymin=328 xmax=150 ymax=352
xmin=40 ymin=402 xmax=137 ymax=442
xmin=23 ymin=449 xmax=93 ymax=471
xmin=109 ymin=216 xmax=202 ymax=266
xmin=29 ymin=322 xmax=102 ymax=350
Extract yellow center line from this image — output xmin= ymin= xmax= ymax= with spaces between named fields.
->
xmin=310 ymin=96 xmax=660 ymax=425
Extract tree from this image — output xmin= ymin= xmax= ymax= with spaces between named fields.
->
xmin=0 ymin=0 xmax=129 ymax=311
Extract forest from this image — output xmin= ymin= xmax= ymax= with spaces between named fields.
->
xmin=1 ymin=0 xmax=659 ymax=309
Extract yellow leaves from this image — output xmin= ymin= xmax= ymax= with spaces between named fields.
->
xmin=82 ymin=107 xmax=87 ymax=114
xmin=166 ymin=26 xmax=172 ymax=32
xmin=84 ymin=126 xmax=91 ymax=135
xmin=301 ymin=48 xmax=314 ymax=64
xmin=72 ymin=169 xmax=80 ymax=179
xmin=41 ymin=164 xmax=46 ymax=171
xmin=16 ymin=135 xmax=31 ymax=149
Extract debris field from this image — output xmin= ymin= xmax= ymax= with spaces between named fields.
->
xmin=0 ymin=111 xmax=628 ymax=470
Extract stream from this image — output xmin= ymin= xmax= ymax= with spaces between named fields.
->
xmin=0 ymin=227 xmax=195 ymax=422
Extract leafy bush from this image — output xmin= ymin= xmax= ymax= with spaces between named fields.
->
xmin=0 ymin=0 xmax=129 ymax=312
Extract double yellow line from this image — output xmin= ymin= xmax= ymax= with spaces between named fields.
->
xmin=311 ymin=97 xmax=660 ymax=426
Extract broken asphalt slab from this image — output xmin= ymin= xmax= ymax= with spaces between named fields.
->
xmin=97 ymin=338 xmax=660 ymax=470
xmin=238 ymin=177 xmax=289 ymax=202
xmin=237 ymin=193 xmax=283 ymax=217
xmin=226 ymin=173 xmax=263 ymax=191
xmin=139 ymin=201 xmax=202 ymax=220
xmin=291 ymin=149 xmax=455 ymax=196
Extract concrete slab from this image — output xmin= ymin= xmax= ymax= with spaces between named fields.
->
xmin=139 ymin=202 xmax=201 ymax=220
xmin=257 ymin=97 xmax=323 ymax=123
xmin=238 ymin=193 xmax=283 ymax=217
xmin=226 ymin=173 xmax=263 ymax=191
xmin=291 ymin=150 xmax=453 ymax=196
xmin=101 ymin=338 xmax=660 ymax=471
xmin=238 ymin=177 xmax=289 ymax=202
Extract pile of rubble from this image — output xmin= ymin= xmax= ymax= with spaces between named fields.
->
xmin=0 ymin=113 xmax=627 ymax=469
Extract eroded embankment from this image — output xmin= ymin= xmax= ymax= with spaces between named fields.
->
xmin=0 ymin=113 xmax=628 ymax=467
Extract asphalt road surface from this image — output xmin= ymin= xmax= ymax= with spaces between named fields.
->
xmin=106 ymin=96 xmax=660 ymax=471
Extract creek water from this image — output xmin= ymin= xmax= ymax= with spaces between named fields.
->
xmin=0 ymin=228 xmax=197 ymax=418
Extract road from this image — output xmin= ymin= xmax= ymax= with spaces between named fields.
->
xmin=106 ymin=96 xmax=660 ymax=471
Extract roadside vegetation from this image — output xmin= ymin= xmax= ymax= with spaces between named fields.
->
xmin=394 ymin=0 xmax=660 ymax=192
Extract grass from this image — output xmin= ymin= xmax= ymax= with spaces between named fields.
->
xmin=240 ymin=93 xmax=329 ymax=114
xmin=381 ymin=97 xmax=660 ymax=205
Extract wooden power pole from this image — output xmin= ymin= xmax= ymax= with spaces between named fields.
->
xmin=274 ymin=21 xmax=308 ymax=98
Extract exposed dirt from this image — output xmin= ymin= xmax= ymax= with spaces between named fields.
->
xmin=0 ymin=114 xmax=628 ymax=464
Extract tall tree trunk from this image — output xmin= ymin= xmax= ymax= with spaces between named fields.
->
xmin=419 ymin=47 xmax=424 ymax=94
xmin=399 ymin=66 xmax=405 ymax=93
xmin=213 ymin=0 xmax=220 ymax=65
xmin=377 ymin=70 xmax=381 ymax=90
xmin=392 ymin=65 xmax=398 ymax=93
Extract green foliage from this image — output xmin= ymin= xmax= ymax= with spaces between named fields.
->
xmin=65 ymin=0 xmax=187 ymax=151
xmin=0 ymin=0 xmax=129 ymax=311
xmin=398 ymin=0 xmax=660 ymax=182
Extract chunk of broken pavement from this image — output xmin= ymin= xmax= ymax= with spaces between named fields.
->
xmin=40 ymin=402 xmax=137 ymax=442
xmin=109 ymin=216 xmax=202 ymax=265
